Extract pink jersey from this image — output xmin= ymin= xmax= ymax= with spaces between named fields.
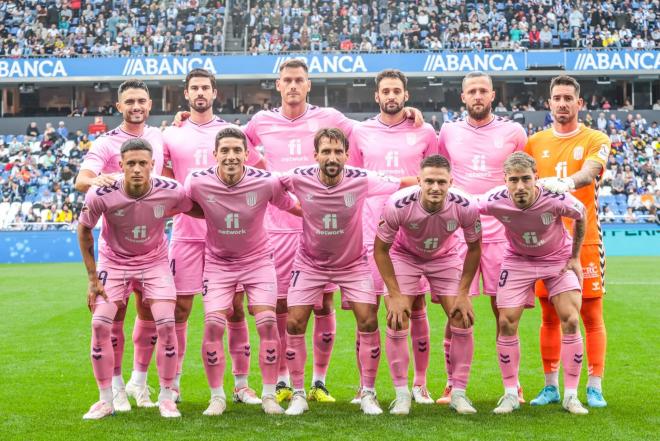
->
xmin=479 ymin=185 xmax=585 ymax=263
xmin=438 ymin=117 xmax=527 ymax=242
xmin=163 ymin=117 xmax=236 ymax=242
xmin=377 ymin=186 xmax=481 ymax=262
xmin=79 ymin=176 xmax=192 ymax=268
xmin=348 ymin=117 xmax=438 ymax=243
xmin=80 ymin=125 xmax=165 ymax=175
xmin=279 ymin=165 xmax=400 ymax=270
xmin=243 ymin=105 xmax=355 ymax=232
xmin=184 ymin=165 xmax=296 ymax=268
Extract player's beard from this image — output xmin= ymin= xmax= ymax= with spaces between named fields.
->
xmin=189 ymin=98 xmax=212 ymax=113
xmin=380 ymin=100 xmax=405 ymax=115
xmin=467 ymin=102 xmax=491 ymax=121
xmin=322 ymin=162 xmax=343 ymax=178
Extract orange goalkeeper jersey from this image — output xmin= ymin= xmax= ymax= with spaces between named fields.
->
xmin=525 ymin=124 xmax=610 ymax=246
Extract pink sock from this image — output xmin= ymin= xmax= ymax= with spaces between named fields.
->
xmin=410 ymin=309 xmax=430 ymax=386
xmin=444 ymin=322 xmax=453 ymax=385
xmin=355 ymin=328 xmax=363 ymax=382
xmin=132 ymin=318 xmax=157 ymax=372
xmin=228 ymin=319 xmax=250 ymax=376
xmin=175 ymin=322 xmax=187 ymax=376
xmin=202 ymin=312 xmax=227 ymax=389
xmin=255 ymin=311 xmax=279 ymax=387
xmin=111 ymin=320 xmax=125 ymax=377
xmin=285 ymin=332 xmax=307 ymax=391
xmin=449 ymin=326 xmax=474 ymax=390
xmin=358 ymin=330 xmax=381 ymax=389
xmin=276 ymin=312 xmax=289 ymax=378
xmin=313 ymin=311 xmax=336 ymax=380
xmin=91 ymin=303 xmax=118 ymax=390
xmin=151 ymin=302 xmax=177 ymax=388
xmin=561 ymin=333 xmax=584 ymax=390
xmin=385 ymin=328 xmax=409 ymax=388
xmin=497 ymin=335 xmax=520 ymax=390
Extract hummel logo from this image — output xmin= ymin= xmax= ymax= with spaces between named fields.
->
xmin=542 ymin=150 xmax=550 ymax=158
xmin=499 ymin=354 xmax=511 ymax=364
xmin=285 ymin=351 xmax=295 ymax=361
xmin=207 ymin=195 xmax=216 ymax=203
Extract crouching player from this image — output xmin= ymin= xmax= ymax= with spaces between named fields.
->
xmin=280 ymin=128 xmax=415 ymax=416
xmin=374 ymin=155 xmax=482 ymax=415
xmin=79 ymin=139 xmax=193 ymax=419
xmin=184 ymin=127 xmax=301 ymax=416
xmin=481 ymin=152 xmax=589 ymax=415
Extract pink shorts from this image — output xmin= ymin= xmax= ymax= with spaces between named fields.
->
xmin=168 ymin=240 xmax=205 ymax=295
xmin=96 ymin=261 xmax=176 ymax=306
xmin=287 ymin=263 xmax=376 ymax=310
xmin=392 ymin=253 xmax=462 ymax=303
xmin=457 ymin=240 xmax=506 ymax=296
xmin=202 ymin=258 xmax=277 ymax=314
xmin=496 ymin=259 xmax=582 ymax=309
xmin=271 ymin=231 xmax=338 ymax=299
xmin=366 ymin=242 xmax=428 ymax=296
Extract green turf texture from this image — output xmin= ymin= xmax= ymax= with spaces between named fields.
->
xmin=1 ymin=257 xmax=657 ymax=441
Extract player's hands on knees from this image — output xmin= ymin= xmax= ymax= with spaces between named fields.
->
xmin=403 ymin=107 xmax=424 ymax=128
xmin=386 ymin=294 xmax=411 ymax=331
xmin=87 ymin=279 xmax=108 ymax=312
xmin=172 ymin=111 xmax=191 ymax=127
xmin=91 ymin=173 xmax=118 ymax=188
xmin=450 ymin=294 xmax=475 ymax=328
xmin=561 ymin=257 xmax=583 ymax=288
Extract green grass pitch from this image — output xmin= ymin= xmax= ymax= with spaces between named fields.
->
xmin=1 ymin=257 xmax=657 ymax=441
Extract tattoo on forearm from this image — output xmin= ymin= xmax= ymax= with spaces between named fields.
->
xmin=572 ymin=221 xmax=586 ymax=257
xmin=87 ymin=246 xmax=94 ymax=257
xmin=571 ymin=161 xmax=603 ymax=189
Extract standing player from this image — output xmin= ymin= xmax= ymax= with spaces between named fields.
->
xmin=184 ymin=128 xmax=300 ymax=415
xmin=437 ymin=71 xmax=527 ymax=404
xmin=525 ymin=75 xmax=610 ymax=408
xmin=75 ymin=79 xmax=165 ymax=410
xmin=374 ymin=155 xmax=482 ymax=415
xmin=79 ymin=139 xmax=192 ymax=419
xmin=481 ymin=152 xmax=588 ymax=415
xmin=348 ymin=69 xmax=438 ymax=404
xmin=280 ymin=128 xmax=415 ymax=416
xmin=243 ymin=59 xmax=422 ymax=402
xmin=162 ymin=68 xmax=263 ymax=404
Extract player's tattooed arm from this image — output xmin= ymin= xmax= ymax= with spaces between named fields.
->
xmin=562 ymin=217 xmax=586 ymax=287
xmin=373 ymin=237 xmax=410 ymax=330
xmin=75 ymin=169 xmax=117 ymax=193
xmin=569 ymin=159 xmax=603 ymax=190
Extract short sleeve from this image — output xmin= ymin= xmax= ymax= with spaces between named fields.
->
xmin=556 ymin=193 xmax=585 ymax=221
xmin=437 ymin=126 xmax=448 ymax=158
xmin=270 ymin=177 xmax=296 ymax=211
xmin=460 ymin=202 xmax=482 ymax=243
xmin=173 ymin=186 xmax=193 ymax=214
xmin=242 ymin=118 xmax=262 ymax=148
xmin=585 ymin=131 xmax=610 ymax=167
xmin=476 ymin=194 xmax=491 ymax=216
xmin=183 ymin=173 xmax=194 ymax=200
xmin=375 ymin=203 xmax=400 ymax=244
xmin=277 ymin=171 xmax=294 ymax=193
xmin=80 ymin=139 xmax=107 ymax=174
xmin=79 ymin=190 xmax=103 ymax=228
xmin=366 ymin=170 xmax=400 ymax=197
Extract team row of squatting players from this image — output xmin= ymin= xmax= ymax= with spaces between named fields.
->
xmin=75 ymin=64 xmax=610 ymax=419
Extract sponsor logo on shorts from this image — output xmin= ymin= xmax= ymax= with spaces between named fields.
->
xmin=446 ymin=219 xmax=458 ymax=232
xmin=583 ymin=262 xmax=599 ymax=279
xmin=153 ymin=205 xmax=165 ymax=219
xmin=573 ymin=146 xmax=584 ymax=160
xmin=541 ymin=212 xmax=554 ymax=225
xmin=246 ymin=191 xmax=258 ymax=207
xmin=344 ymin=192 xmax=356 ymax=207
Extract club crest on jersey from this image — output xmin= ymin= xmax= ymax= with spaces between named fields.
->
xmin=153 ymin=205 xmax=165 ymax=219
xmin=113 ymin=209 xmax=125 ymax=217
xmin=446 ymin=219 xmax=458 ymax=232
xmin=540 ymin=212 xmax=554 ymax=225
xmin=344 ymin=192 xmax=356 ymax=207
xmin=308 ymin=120 xmax=319 ymax=132
xmin=573 ymin=146 xmax=584 ymax=160
xmin=406 ymin=133 xmax=417 ymax=146
xmin=246 ymin=191 xmax=258 ymax=207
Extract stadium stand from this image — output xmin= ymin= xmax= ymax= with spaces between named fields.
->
xmin=0 ymin=1 xmax=657 ymax=56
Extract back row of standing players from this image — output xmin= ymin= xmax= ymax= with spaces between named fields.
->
xmin=75 ymin=61 xmax=610 ymax=419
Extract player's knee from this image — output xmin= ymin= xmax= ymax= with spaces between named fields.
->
xmin=356 ymin=315 xmax=378 ymax=333
xmin=560 ymin=313 xmax=580 ymax=334
xmin=412 ymin=295 xmax=426 ymax=310
xmin=91 ymin=318 xmax=112 ymax=340
xmin=498 ymin=314 xmax=518 ymax=336
xmin=449 ymin=315 xmax=470 ymax=329
xmin=286 ymin=316 xmax=307 ymax=335
xmin=387 ymin=317 xmax=409 ymax=332
xmin=204 ymin=313 xmax=227 ymax=341
xmin=228 ymin=306 xmax=246 ymax=322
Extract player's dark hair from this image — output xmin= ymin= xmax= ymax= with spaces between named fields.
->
xmin=550 ymin=75 xmax=581 ymax=97
xmin=185 ymin=68 xmax=217 ymax=90
xmin=120 ymin=138 xmax=153 ymax=157
xmin=420 ymin=155 xmax=451 ymax=172
xmin=279 ymin=58 xmax=309 ymax=73
xmin=504 ymin=151 xmax=537 ymax=174
xmin=375 ymin=69 xmax=407 ymax=91
xmin=215 ymin=127 xmax=247 ymax=151
xmin=314 ymin=128 xmax=349 ymax=153
xmin=118 ymin=79 xmax=149 ymax=100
